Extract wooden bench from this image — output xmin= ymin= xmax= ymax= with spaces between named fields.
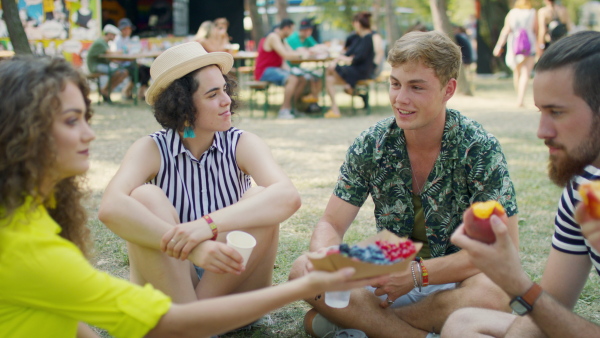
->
xmin=246 ymin=81 xmax=270 ymax=118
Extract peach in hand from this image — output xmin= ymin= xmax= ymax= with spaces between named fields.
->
xmin=578 ymin=181 xmax=600 ymax=219
xmin=463 ymin=201 xmax=508 ymax=244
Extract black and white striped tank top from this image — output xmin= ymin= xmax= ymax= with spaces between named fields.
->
xmin=149 ymin=127 xmax=251 ymax=223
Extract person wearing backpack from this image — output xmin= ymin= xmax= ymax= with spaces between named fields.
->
xmin=537 ymin=0 xmax=572 ymax=56
xmin=493 ymin=0 xmax=537 ymax=108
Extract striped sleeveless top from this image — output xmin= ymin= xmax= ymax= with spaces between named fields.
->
xmin=148 ymin=127 xmax=251 ymax=223
xmin=552 ymin=165 xmax=600 ymax=275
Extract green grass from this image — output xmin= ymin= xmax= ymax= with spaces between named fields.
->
xmin=85 ymin=76 xmax=599 ymax=337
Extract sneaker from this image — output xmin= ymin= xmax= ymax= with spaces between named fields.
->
xmin=307 ymin=103 xmax=322 ymax=113
xmin=334 ymin=329 xmax=368 ymax=338
xmin=278 ymin=109 xmax=295 ymax=119
xmin=304 ymin=309 xmax=341 ymax=338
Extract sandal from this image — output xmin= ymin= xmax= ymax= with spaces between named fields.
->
xmin=324 ymin=110 xmax=341 ymax=118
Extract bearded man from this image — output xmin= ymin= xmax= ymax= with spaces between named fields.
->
xmin=442 ymin=31 xmax=600 ymax=337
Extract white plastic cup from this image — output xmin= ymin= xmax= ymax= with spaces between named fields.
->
xmin=325 ymin=290 xmax=351 ymax=308
xmin=226 ymin=231 xmax=256 ymax=266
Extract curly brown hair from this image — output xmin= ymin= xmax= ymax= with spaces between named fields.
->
xmin=152 ymin=65 xmax=239 ymax=132
xmin=0 ymin=56 xmax=93 ymax=257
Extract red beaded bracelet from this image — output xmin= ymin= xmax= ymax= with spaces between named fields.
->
xmin=415 ymin=257 xmax=429 ymax=287
xmin=202 ymin=214 xmax=218 ymax=241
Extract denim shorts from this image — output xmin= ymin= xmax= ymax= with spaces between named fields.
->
xmin=194 ymin=265 xmax=205 ymax=280
xmin=260 ymin=67 xmax=290 ymax=86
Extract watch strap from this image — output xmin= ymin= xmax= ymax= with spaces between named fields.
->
xmin=521 ymin=282 xmax=543 ymax=308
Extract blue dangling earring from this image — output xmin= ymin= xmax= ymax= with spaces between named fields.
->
xmin=183 ymin=124 xmax=196 ymax=138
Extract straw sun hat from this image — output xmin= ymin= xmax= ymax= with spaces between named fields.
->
xmin=145 ymin=42 xmax=234 ymax=105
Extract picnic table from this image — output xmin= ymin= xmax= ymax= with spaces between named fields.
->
xmin=100 ymin=51 xmax=162 ymax=105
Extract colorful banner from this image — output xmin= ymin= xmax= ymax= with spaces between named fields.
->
xmin=0 ymin=0 xmax=99 ymax=43
xmin=0 ymin=0 xmax=101 ymax=67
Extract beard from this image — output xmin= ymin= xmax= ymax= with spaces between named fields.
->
xmin=547 ymin=117 xmax=600 ymax=186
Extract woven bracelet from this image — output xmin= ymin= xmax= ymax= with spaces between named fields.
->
xmin=202 ymin=214 xmax=218 ymax=241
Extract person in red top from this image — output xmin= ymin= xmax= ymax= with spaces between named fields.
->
xmin=254 ymin=18 xmax=308 ymax=119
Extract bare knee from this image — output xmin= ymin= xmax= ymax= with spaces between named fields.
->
xmin=460 ymin=273 xmax=511 ymax=311
xmin=131 ymin=184 xmax=179 ymax=223
xmin=441 ymin=308 xmax=478 ymax=338
xmin=287 ymin=75 xmax=299 ymax=86
xmin=288 ymin=254 xmax=310 ymax=281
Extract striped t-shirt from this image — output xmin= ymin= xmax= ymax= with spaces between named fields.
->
xmin=552 ymin=165 xmax=600 ymax=275
xmin=149 ymin=127 xmax=251 ymax=223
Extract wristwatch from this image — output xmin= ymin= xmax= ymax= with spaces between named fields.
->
xmin=510 ymin=282 xmax=543 ymax=316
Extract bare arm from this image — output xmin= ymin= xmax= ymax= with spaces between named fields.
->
xmin=493 ymin=11 xmax=513 ymax=57
xmin=98 ymin=136 xmax=171 ymax=249
xmin=372 ymin=33 xmax=385 ymax=67
xmin=506 ymin=248 xmax=593 ymax=337
xmin=147 ymin=267 xmax=389 ymax=338
xmin=208 ymin=131 xmax=302 ymax=231
xmin=77 ymin=323 xmax=99 ymax=338
xmin=264 ymin=33 xmax=302 ymax=61
xmin=309 ymin=194 xmax=361 ymax=252
xmin=538 ymin=7 xmax=549 ymax=48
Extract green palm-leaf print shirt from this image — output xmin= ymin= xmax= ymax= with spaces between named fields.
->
xmin=333 ymin=109 xmax=518 ymax=257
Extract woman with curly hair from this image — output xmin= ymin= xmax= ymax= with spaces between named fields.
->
xmin=98 ymin=42 xmax=301 ymax=305
xmin=0 ymin=55 xmax=387 ymax=337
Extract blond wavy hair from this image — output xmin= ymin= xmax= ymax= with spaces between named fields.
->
xmin=387 ymin=30 xmax=461 ymax=86
xmin=0 ymin=56 xmax=93 ymax=257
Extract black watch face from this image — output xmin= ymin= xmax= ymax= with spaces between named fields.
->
xmin=510 ymin=299 xmax=529 ymax=315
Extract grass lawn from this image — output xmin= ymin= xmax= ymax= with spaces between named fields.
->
xmin=85 ymin=75 xmax=599 ymax=337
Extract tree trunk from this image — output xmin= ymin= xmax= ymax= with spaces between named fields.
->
xmin=246 ymin=0 xmax=263 ymax=45
xmin=373 ymin=0 xmax=381 ymax=31
xmin=2 ymin=0 xmax=32 ymax=55
xmin=429 ymin=0 xmax=473 ymax=96
xmin=429 ymin=0 xmax=452 ymax=33
xmin=477 ymin=0 xmax=510 ymax=74
xmin=275 ymin=0 xmax=287 ymax=22
xmin=384 ymin=0 xmax=400 ymax=48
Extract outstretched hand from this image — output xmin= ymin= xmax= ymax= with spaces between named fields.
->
xmin=305 ymin=267 xmax=390 ymax=295
xmin=451 ymin=215 xmax=531 ymax=296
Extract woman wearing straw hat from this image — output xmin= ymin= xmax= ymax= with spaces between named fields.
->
xmin=99 ymin=42 xmax=301 ymax=304
xmin=0 ymin=55 xmax=389 ymax=337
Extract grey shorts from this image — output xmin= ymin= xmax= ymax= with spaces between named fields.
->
xmin=366 ymin=282 xmax=458 ymax=308
xmin=95 ymin=63 xmax=125 ymax=74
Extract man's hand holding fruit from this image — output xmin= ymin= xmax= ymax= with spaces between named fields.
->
xmin=576 ymin=181 xmax=600 ymax=251
xmin=451 ymin=201 xmax=531 ymax=297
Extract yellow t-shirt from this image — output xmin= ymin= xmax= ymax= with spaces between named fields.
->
xmin=0 ymin=200 xmax=171 ymax=338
